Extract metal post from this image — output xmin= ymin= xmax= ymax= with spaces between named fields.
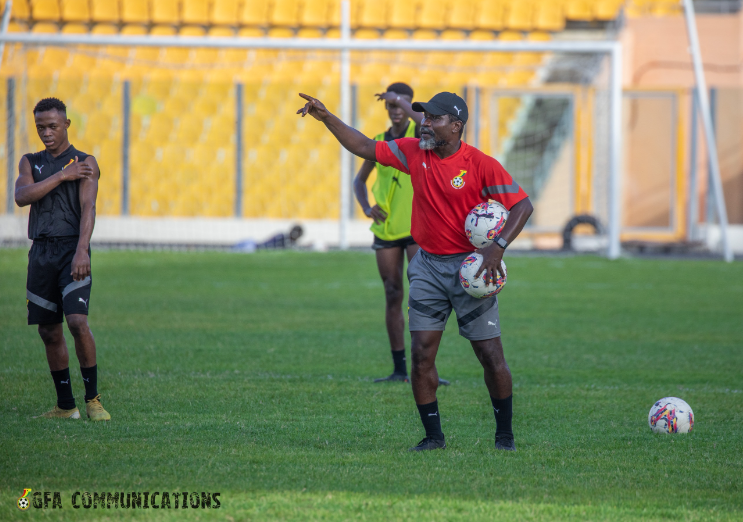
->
xmin=472 ymin=87 xmax=480 ymax=149
xmin=339 ymin=0 xmax=351 ymax=250
xmin=121 ymin=80 xmax=130 ymax=215
xmin=235 ymin=82 xmax=244 ymax=218
xmin=607 ymin=43 xmax=623 ymax=260
xmin=0 ymin=0 xmax=12 ymax=71
xmin=705 ymin=87 xmax=717 ymax=228
xmin=688 ymin=88 xmax=698 ymax=241
xmin=462 ymin=85 xmax=468 ymax=143
xmin=5 ymin=77 xmax=14 ymax=214
xmin=683 ymin=0 xmax=733 ymax=262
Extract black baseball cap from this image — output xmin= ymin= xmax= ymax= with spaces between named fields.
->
xmin=412 ymin=92 xmax=468 ymax=124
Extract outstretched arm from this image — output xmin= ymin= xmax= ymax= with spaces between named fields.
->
xmin=476 ymin=197 xmax=534 ymax=284
xmin=375 ymin=92 xmax=424 ymax=126
xmin=71 ymin=157 xmax=100 ymax=282
xmin=297 ymin=93 xmax=377 ymax=162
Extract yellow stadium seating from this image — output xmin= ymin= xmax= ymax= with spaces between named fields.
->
xmin=30 ymin=0 xmax=60 ymax=21
xmin=418 ymin=2 xmax=448 ymax=30
xmin=11 ymin=0 xmax=31 ymax=21
xmin=534 ymin=1 xmax=565 ymax=31
xmin=506 ymin=0 xmax=533 ymax=31
xmin=152 ymin=0 xmax=180 ymax=25
xmin=387 ymin=1 xmax=416 ymax=29
xmin=356 ymin=0 xmax=387 ymax=29
xmin=61 ymin=0 xmax=90 ymax=22
xmin=183 ymin=0 xmax=210 ymax=25
xmin=121 ymin=0 xmax=149 ymax=24
xmin=90 ymin=0 xmax=119 ymax=23
xmin=91 ymin=23 xmax=117 ymax=34
xmin=241 ymin=0 xmax=271 ymax=26
xmin=565 ymin=0 xmax=593 ymax=21
xmin=476 ymin=0 xmax=506 ymax=31
xmin=297 ymin=0 xmax=330 ymax=27
xmin=448 ymin=1 xmax=475 ymax=30
xmin=31 ymin=22 xmax=58 ymax=32
xmin=210 ymin=0 xmax=239 ymax=25
xmin=61 ymin=22 xmax=87 ymax=33
xmin=271 ymin=0 xmax=301 ymax=27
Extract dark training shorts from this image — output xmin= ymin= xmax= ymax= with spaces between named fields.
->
xmin=26 ymin=237 xmax=92 ymax=325
xmin=407 ymin=248 xmax=501 ymax=341
xmin=372 ymin=235 xmax=417 ymax=251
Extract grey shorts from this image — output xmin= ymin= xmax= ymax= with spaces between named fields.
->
xmin=407 ymin=249 xmax=501 ymax=341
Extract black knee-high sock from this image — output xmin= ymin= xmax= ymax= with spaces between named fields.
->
xmin=80 ymin=365 xmax=98 ymax=402
xmin=491 ymin=394 xmax=513 ymax=438
xmin=50 ymin=368 xmax=76 ymax=410
xmin=391 ymin=350 xmax=407 ymax=375
xmin=416 ymin=400 xmax=444 ymax=440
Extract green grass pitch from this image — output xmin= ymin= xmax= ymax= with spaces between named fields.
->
xmin=0 ymin=249 xmax=741 ymax=521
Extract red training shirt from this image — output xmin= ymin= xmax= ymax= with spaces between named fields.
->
xmin=375 ymin=138 xmax=528 ymax=255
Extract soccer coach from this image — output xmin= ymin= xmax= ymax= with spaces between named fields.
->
xmin=298 ymin=91 xmax=533 ymax=451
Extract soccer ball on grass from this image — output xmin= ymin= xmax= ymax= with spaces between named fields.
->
xmin=464 ymin=201 xmax=509 ymax=248
xmin=459 ymin=253 xmax=507 ymax=299
xmin=648 ymin=397 xmax=694 ymax=434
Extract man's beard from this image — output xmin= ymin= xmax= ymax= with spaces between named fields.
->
xmin=419 ymin=136 xmax=447 ymax=150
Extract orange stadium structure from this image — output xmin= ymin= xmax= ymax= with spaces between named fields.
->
xmin=0 ymin=0 xmax=741 ymax=257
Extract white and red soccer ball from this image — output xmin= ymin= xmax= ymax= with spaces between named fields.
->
xmin=648 ymin=397 xmax=694 ymax=434
xmin=464 ymin=201 xmax=509 ymax=249
xmin=459 ymin=254 xmax=507 ymax=299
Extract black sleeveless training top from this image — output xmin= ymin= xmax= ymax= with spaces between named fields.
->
xmin=24 ymin=145 xmax=95 ymax=240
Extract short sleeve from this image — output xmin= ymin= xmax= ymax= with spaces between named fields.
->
xmin=375 ymin=139 xmax=410 ymax=174
xmin=480 ymin=159 xmax=528 ymax=210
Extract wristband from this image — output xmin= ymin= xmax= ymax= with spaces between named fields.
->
xmin=494 ymin=236 xmax=508 ymax=249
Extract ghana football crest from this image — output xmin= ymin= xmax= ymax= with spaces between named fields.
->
xmin=451 ymin=170 xmax=467 ymax=189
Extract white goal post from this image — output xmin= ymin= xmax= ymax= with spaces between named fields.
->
xmin=0 ymin=1 xmax=624 ymax=259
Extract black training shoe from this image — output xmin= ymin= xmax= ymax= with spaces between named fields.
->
xmin=438 ymin=377 xmax=451 ymax=386
xmin=374 ymin=373 xmax=409 ymax=383
xmin=409 ymin=437 xmax=446 ymax=451
xmin=495 ymin=435 xmax=516 ymax=451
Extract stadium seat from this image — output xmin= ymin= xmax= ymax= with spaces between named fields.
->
xmin=121 ymin=0 xmax=149 ymax=24
xmin=271 ymin=0 xmax=301 ymax=27
xmin=506 ymin=0 xmax=533 ymax=31
xmin=91 ymin=23 xmax=117 ymax=34
xmin=90 ymin=0 xmax=119 ymax=23
xmin=240 ymin=0 xmax=271 ymax=26
xmin=31 ymin=22 xmax=58 ymax=33
xmin=448 ymin=1 xmax=475 ymax=30
xmin=208 ymin=26 xmax=235 ymax=36
xmin=61 ymin=22 xmax=87 ymax=34
xmin=388 ymin=1 xmax=416 ymax=29
xmin=11 ymin=0 xmax=31 ymax=21
xmin=565 ymin=0 xmax=593 ymax=21
xmin=475 ymin=0 xmax=505 ymax=31
xmin=356 ymin=0 xmax=387 ymax=29
xmin=30 ymin=0 xmax=60 ymax=21
xmin=298 ymin=0 xmax=331 ymax=27
xmin=151 ymin=0 xmax=180 ymax=25
xmin=60 ymin=0 xmax=90 ymax=22
xmin=210 ymin=0 xmax=238 ymax=25
xmin=182 ymin=0 xmax=210 ymax=25
xmin=595 ymin=0 xmax=624 ymax=20
xmin=296 ymin=27 xmax=323 ymax=38
xmin=417 ymin=2 xmax=447 ymax=30
xmin=534 ymin=1 xmax=565 ymax=31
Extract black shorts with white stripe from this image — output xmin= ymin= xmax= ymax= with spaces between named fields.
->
xmin=26 ymin=236 xmax=92 ymax=325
